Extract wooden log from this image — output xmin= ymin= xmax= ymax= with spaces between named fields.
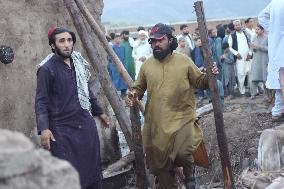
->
xmin=73 ymin=0 xmax=145 ymax=113
xmin=103 ymin=152 xmax=135 ymax=178
xmin=194 ymin=1 xmax=234 ymax=189
xmin=130 ymin=105 xmax=148 ymax=189
xmin=64 ymin=0 xmax=134 ymax=151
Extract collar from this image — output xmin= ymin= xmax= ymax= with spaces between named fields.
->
xmin=53 ymin=54 xmax=73 ymax=67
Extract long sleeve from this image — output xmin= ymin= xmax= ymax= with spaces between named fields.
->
xmin=228 ymin=35 xmax=239 ymax=56
xmin=132 ymin=45 xmax=139 ymax=61
xmin=258 ymin=3 xmax=271 ymax=31
xmin=258 ymin=37 xmax=268 ymax=52
xmin=132 ymin=64 xmax=147 ymax=100
xmin=88 ymin=85 xmax=104 ymax=116
xmin=35 ymin=67 xmax=51 ymax=134
xmin=188 ymin=59 xmax=208 ymax=89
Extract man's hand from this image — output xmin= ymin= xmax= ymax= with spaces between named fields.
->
xmin=99 ymin=114 xmax=110 ymax=128
xmin=236 ymin=53 xmax=242 ymax=60
xmin=251 ymin=43 xmax=258 ymax=50
xmin=220 ymin=55 xmax=225 ymax=62
xmin=41 ymin=129 xmax=55 ymax=150
xmin=246 ymin=55 xmax=252 ymax=61
xmin=125 ymin=91 xmax=138 ymax=107
xmin=211 ymin=62 xmax=219 ymax=75
xmin=139 ymin=56 xmax=146 ymax=62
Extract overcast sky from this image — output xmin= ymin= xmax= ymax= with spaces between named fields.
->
xmin=102 ymin=0 xmax=271 ymax=25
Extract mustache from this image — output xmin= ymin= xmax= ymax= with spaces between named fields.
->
xmin=154 ymin=47 xmax=163 ymax=51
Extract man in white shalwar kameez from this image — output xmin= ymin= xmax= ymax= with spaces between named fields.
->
xmin=132 ymin=30 xmax=152 ymax=80
xmin=245 ymin=17 xmax=256 ymax=42
xmin=228 ymin=20 xmax=252 ymax=95
xmin=259 ymin=0 xmax=284 ymax=121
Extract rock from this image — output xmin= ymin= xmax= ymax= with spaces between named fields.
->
xmin=0 ymin=129 xmax=80 ymax=189
xmin=257 ymin=125 xmax=284 ymax=171
xmin=266 ymin=177 xmax=284 ymax=189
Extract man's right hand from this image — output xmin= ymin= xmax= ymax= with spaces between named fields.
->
xmin=139 ymin=56 xmax=146 ymax=62
xmin=236 ymin=53 xmax=242 ymax=60
xmin=41 ymin=129 xmax=56 ymax=150
xmin=125 ymin=91 xmax=138 ymax=107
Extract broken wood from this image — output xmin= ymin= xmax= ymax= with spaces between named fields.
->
xmin=194 ymin=1 xmax=234 ymax=189
xmin=103 ymin=152 xmax=135 ymax=178
xmin=130 ymin=105 xmax=148 ymax=189
xmin=64 ymin=0 xmax=134 ymax=151
xmin=74 ymin=0 xmax=145 ymax=113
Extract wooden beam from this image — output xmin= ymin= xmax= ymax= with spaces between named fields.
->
xmin=130 ymin=105 xmax=148 ymax=189
xmin=194 ymin=1 xmax=234 ymax=188
xmin=64 ymin=0 xmax=134 ymax=151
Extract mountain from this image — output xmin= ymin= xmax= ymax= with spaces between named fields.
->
xmin=102 ymin=0 xmax=271 ymax=25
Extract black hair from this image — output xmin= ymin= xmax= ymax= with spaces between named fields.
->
xmin=257 ymin=24 xmax=264 ymax=30
xmin=109 ymin=32 xmax=115 ymax=40
xmin=137 ymin=26 xmax=145 ymax=32
xmin=121 ymin=30 xmax=129 ymax=36
xmin=106 ymin=35 xmax=112 ymax=42
xmin=167 ymin=34 xmax=178 ymax=52
xmin=180 ymin=24 xmax=188 ymax=30
xmin=228 ymin=23 xmax=235 ymax=31
xmin=216 ymin=24 xmax=222 ymax=29
xmin=49 ymin=27 xmax=76 ymax=46
xmin=223 ymin=24 xmax=228 ymax=30
xmin=217 ymin=26 xmax=225 ymax=39
xmin=49 ymin=27 xmax=76 ymax=53
xmin=222 ymin=42 xmax=229 ymax=50
xmin=245 ymin=17 xmax=253 ymax=24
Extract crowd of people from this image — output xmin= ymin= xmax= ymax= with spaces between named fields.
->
xmin=107 ymin=18 xmax=272 ymax=109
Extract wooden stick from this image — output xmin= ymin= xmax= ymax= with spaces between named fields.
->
xmin=130 ymin=105 xmax=148 ymax=189
xmin=64 ymin=0 xmax=134 ymax=151
xmin=194 ymin=1 xmax=235 ymax=189
xmin=74 ymin=0 xmax=145 ymax=113
xmin=103 ymin=152 xmax=135 ymax=178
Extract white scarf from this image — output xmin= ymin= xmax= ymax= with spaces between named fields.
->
xmin=38 ymin=51 xmax=91 ymax=113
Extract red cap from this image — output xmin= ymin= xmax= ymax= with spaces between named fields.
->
xmin=47 ymin=26 xmax=57 ymax=39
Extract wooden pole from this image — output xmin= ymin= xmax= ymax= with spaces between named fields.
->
xmin=74 ymin=0 xmax=145 ymax=113
xmin=64 ymin=0 xmax=134 ymax=151
xmin=194 ymin=1 xmax=234 ymax=189
xmin=130 ymin=105 xmax=148 ymax=189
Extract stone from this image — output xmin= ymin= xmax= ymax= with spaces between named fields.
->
xmin=257 ymin=125 xmax=284 ymax=171
xmin=0 ymin=129 xmax=80 ymax=189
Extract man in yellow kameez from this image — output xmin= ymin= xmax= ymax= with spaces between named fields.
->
xmin=126 ymin=23 xmax=218 ymax=189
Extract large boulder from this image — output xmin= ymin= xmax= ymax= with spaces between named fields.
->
xmin=0 ymin=129 xmax=80 ymax=189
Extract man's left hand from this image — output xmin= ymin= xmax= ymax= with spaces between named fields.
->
xmin=211 ymin=62 xmax=219 ymax=75
xmin=99 ymin=114 xmax=110 ymax=128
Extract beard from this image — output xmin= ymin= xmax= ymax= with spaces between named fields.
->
xmin=153 ymin=46 xmax=171 ymax=61
xmin=54 ymin=46 xmax=73 ymax=59
xmin=183 ymin=32 xmax=189 ymax=35
xmin=123 ymin=36 xmax=129 ymax=41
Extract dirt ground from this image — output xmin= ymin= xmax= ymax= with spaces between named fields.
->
xmin=196 ymin=94 xmax=279 ymax=188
